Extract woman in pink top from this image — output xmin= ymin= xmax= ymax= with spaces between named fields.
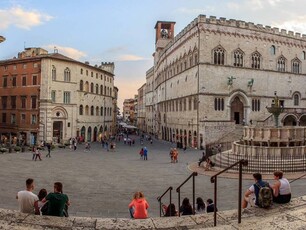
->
xmin=128 ymin=191 xmax=149 ymax=219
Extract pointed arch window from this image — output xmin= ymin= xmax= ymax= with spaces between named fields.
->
xmin=95 ymin=84 xmax=99 ymax=94
xmin=213 ymin=47 xmax=225 ymax=65
xmin=233 ymin=49 xmax=244 ymax=67
xmin=90 ymin=106 xmax=94 ymax=116
xmin=90 ymin=83 xmax=94 ymax=93
xmin=52 ymin=66 xmax=56 ymax=80
xmin=64 ymin=68 xmax=71 ymax=82
xmin=270 ymin=45 xmax=276 ymax=55
xmin=292 ymin=58 xmax=301 ymax=74
xmin=80 ymin=80 xmax=84 ymax=91
xmin=294 ymin=94 xmax=300 ymax=106
xmin=302 ymin=51 xmax=306 ymax=60
xmin=79 ymin=105 xmax=83 ymax=115
xmin=251 ymin=52 xmax=261 ymax=69
xmin=277 ymin=56 xmax=286 ymax=72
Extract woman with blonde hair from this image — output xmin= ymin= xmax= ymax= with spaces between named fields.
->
xmin=128 ymin=191 xmax=149 ymax=219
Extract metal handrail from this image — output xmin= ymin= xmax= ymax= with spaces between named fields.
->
xmin=176 ymin=171 xmax=198 ymax=217
xmin=157 ymin=186 xmax=173 ymax=217
xmin=210 ymin=159 xmax=248 ymax=226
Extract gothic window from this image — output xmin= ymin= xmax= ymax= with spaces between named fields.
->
xmin=270 ymin=45 xmax=276 ymax=55
xmin=213 ymin=46 xmax=225 ymax=65
xmin=100 ymin=107 xmax=103 ymax=116
xmin=100 ymin=85 xmax=103 ymax=95
xmin=80 ymin=68 xmax=83 ymax=74
xmin=292 ymin=58 xmax=301 ymax=74
xmin=302 ymin=51 xmax=306 ymax=60
xmin=252 ymin=99 xmax=260 ymax=111
xmin=80 ymin=80 xmax=84 ymax=91
xmin=52 ymin=65 xmax=56 ymax=80
xmin=95 ymin=84 xmax=99 ymax=94
xmin=294 ymin=94 xmax=299 ymax=106
xmin=64 ymin=68 xmax=71 ymax=82
xmin=251 ymin=52 xmax=261 ymax=69
xmin=193 ymin=97 xmax=198 ymax=110
xmin=79 ymin=105 xmax=83 ymax=115
xmin=233 ymin=49 xmax=244 ymax=67
xmin=277 ymin=56 xmax=286 ymax=72
xmin=85 ymin=105 xmax=89 ymax=115
xmin=51 ymin=91 xmax=56 ymax=103
xmin=190 ymin=56 xmax=193 ymax=66
xmin=96 ymin=106 xmax=99 ymax=116
xmin=214 ymin=98 xmax=224 ymax=111
xmin=90 ymin=83 xmax=94 ymax=93
xmin=63 ymin=91 xmax=71 ymax=104
xmin=90 ymin=106 xmax=94 ymax=115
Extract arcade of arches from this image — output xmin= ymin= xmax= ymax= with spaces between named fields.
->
xmin=161 ymin=127 xmax=203 ymax=148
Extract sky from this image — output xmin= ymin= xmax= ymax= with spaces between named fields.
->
xmin=1 ymin=0 xmax=306 ymax=111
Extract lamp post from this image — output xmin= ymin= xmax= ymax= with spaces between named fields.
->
xmin=266 ymin=91 xmax=284 ymax=127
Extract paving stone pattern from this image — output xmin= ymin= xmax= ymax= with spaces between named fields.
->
xmin=1 ymin=135 xmax=306 ymax=219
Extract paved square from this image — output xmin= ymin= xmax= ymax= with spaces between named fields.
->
xmin=1 ymin=136 xmax=305 ymax=218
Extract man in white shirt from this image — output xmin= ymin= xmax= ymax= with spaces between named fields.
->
xmin=16 ymin=178 xmax=39 ymax=214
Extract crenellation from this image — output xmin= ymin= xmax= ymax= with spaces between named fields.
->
xmin=197 ymin=14 xmax=206 ymax=23
xmin=237 ymin=20 xmax=246 ymax=28
xmin=281 ymin=29 xmax=287 ymax=35
xmin=246 ymin=22 xmax=255 ymax=30
xmin=209 ymin=15 xmax=217 ymax=24
xmin=256 ymin=24 xmax=263 ymax=29
xmin=295 ymin=32 xmax=301 ymax=38
xmin=273 ymin=27 xmax=279 ymax=34
xmin=228 ymin=19 xmax=237 ymax=26
xmin=302 ymin=34 xmax=306 ymax=39
xmin=288 ymin=31 xmax=294 ymax=36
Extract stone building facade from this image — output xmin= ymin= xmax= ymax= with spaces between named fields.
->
xmin=137 ymin=83 xmax=146 ymax=131
xmin=123 ymin=98 xmax=136 ymax=123
xmin=143 ymin=15 xmax=306 ymax=148
xmin=0 ymin=48 xmax=116 ymax=145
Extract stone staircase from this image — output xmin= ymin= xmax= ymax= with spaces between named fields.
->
xmin=212 ymin=150 xmax=306 ymax=173
xmin=1 ymin=196 xmax=306 ymax=229
xmin=216 ymin=125 xmax=244 ymax=144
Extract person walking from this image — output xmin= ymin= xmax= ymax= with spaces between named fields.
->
xmin=35 ymin=148 xmax=42 ymax=161
xmin=16 ymin=178 xmax=39 ymax=214
xmin=46 ymin=143 xmax=51 ymax=158
xmin=143 ymin=147 xmax=148 ymax=160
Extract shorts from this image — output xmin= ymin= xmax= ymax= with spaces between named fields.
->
xmin=244 ymin=194 xmax=256 ymax=207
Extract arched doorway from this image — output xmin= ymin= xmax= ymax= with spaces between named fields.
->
xmin=231 ymin=96 xmax=244 ymax=124
xmin=300 ymin=115 xmax=306 ymax=126
xmin=93 ymin=127 xmax=98 ymax=142
xmin=53 ymin=121 xmax=63 ymax=143
xmin=81 ymin=126 xmax=86 ymax=142
xmin=283 ymin=115 xmax=298 ymax=126
xmin=87 ymin=126 xmax=92 ymax=142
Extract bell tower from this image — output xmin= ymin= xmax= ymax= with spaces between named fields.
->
xmin=154 ymin=21 xmax=175 ymax=52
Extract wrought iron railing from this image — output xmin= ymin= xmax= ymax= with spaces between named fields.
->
xmin=157 ymin=186 xmax=173 ymax=217
xmin=211 ymin=159 xmax=248 ymax=226
xmin=176 ymin=172 xmax=198 ymax=217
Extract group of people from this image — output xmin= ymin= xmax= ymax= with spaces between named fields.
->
xmin=32 ymin=143 xmax=52 ymax=161
xmin=198 ymin=151 xmax=215 ymax=170
xmin=139 ymin=147 xmax=148 ymax=160
xmin=169 ymin=148 xmax=179 ymax=163
xmin=128 ymin=191 xmax=217 ymax=219
xmin=242 ymin=171 xmax=291 ymax=209
xmin=16 ymin=178 xmax=70 ymax=217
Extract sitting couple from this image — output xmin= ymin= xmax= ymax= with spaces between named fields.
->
xmin=242 ymin=171 xmax=291 ymax=209
xmin=16 ymin=178 xmax=70 ymax=217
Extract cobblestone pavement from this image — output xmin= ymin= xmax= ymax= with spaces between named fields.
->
xmin=1 ymin=135 xmax=306 ymax=218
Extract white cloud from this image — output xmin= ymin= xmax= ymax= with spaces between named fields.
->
xmin=273 ymin=16 xmax=306 ymax=34
xmin=43 ymin=45 xmax=87 ymax=60
xmin=175 ymin=7 xmax=215 ymax=15
xmin=116 ymin=54 xmax=148 ymax=61
xmin=0 ymin=6 xmax=53 ymax=30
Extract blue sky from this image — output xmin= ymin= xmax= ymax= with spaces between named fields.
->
xmin=1 ymin=0 xmax=306 ymax=110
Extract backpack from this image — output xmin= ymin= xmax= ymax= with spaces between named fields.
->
xmin=256 ymin=183 xmax=273 ymax=208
